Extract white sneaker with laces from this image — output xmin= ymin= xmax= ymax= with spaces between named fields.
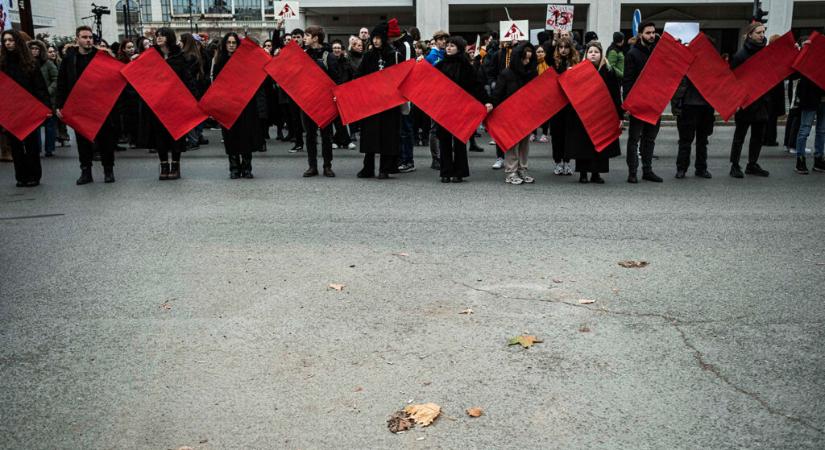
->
xmin=505 ymin=173 xmax=523 ymax=185
xmin=553 ymin=162 xmax=564 ymax=175
xmin=563 ymin=162 xmax=574 ymax=175
xmin=348 ymin=142 xmax=356 ymax=149
xmin=518 ymin=169 xmax=535 ymax=183
xmin=492 ymin=158 xmax=504 ymax=169
xmin=488 ymin=140 xmax=496 ymax=145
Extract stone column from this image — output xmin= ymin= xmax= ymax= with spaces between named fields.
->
xmin=416 ymin=0 xmax=449 ymax=41
xmin=764 ymin=0 xmax=794 ymax=36
xmin=587 ymin=0 xmax=621 ymax=46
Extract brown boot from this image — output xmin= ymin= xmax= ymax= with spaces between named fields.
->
xmin=168 ymin=161 xmax=180 ymax=180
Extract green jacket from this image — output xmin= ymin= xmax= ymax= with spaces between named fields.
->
xmin=606 ymin=48 xmax=624 ymax=79
xmin=39 ymin=60 xmax=58 ymax=107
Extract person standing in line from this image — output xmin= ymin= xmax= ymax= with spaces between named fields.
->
xmin=531 ymin=43 xmax=551 ymax=144
xmin=390 ymin=19 xmax=417 ymax=174
xmin=424 ymin=30 xmax=449 ymax=171
xmin=623 ymin=21 xmax=663 ymax=183
xmin=550 ymin=36 xmax=579 ymax=176
xmin=671 ymin=77 xmax=715 ymax=179
xmin=286 ymin=28 xmax=306 ymax=153
xmin=299 ymin=26 xmax=339 ymax=177
xmin=728 ymin=22 xmax=771 ymax=178
xmin=565 ymin=40 xmax=622 ymax=184
xmin=212 ymin=33 xmax=262 ymax=179
xmin=0 ymin=30 xmax=49 ymax=187
xmin=793 ymin=37 xmax=825 ymax=174
xmin=606 ymin=32 xmax=625 ymax=80
xmin=434 ymin=36 xmax=493 ymax=183
xmin=492 ymin=42 xmax=537 ymax=185
xmin=56 ymin=26 xmax=118 ymax=184
xmin=763 ymin=34 xmax=787 ymax=148
xmin=28 ymin=40 xmax=58 ymax=157
xmin=356 ymin=22 xmax=401 ymax=179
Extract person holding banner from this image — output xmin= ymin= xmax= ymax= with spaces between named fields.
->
xmin=550 ymin=37 xmax=579 ymax=176
xmin=434 ymin=36 xmax=493 ymax=183
xmin=728 ymin=22 xmax=771 ymax=178
xmin=671 ymin=76 xmax=715 ymax=179
xmin=56 ymin=26 xmax=118 ymax=184
xmin=1 ymin=30 xmax=50 ymax=187
xmin=300 ymin=26 xmax=339 ymax=178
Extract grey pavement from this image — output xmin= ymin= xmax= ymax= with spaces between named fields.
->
xmin=1 ymin=125 xmax=824 ymax=449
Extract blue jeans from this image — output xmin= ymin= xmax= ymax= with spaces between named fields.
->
xmin=42 ymin=116 xmax=57 ymax=154
xmin=187 ymin=121 xmax=206 ymax=146
xmin=399 ymin=113 xmax=414 ymax=165
xmin=796 ymin=103 xmax=825 ymax=157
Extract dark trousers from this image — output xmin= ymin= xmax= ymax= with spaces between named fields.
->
xmin=764 ymin=113 xmax=779 ymax=144
xmin=288 ymin=101 xmax=304 ymax=146
xmin=730 ymin=118 xmax=766 ymax=166
xmin=362 ymin=153 xmax=394 ymax=175
xmin=437 ymin=127 xmax=469 ymax=178
xmin=784 ymin=108 xmax=801 ymax=149
xmin=7 ymin=131 xmax=41 ymax=183
xmin=76 ymin=125 xmax=115 ymax=169
xmin=549 ymin=114 xmax=569 ymax=163
xmin=676 ymin=105 xmax=715 ymax=172
xmin=626 ymin=115 xmax=661 ymax=174
xmin=400 ymin=113 xmax=414 ymax=165
xmin=301 ymin=112 xmax=332 ymax=168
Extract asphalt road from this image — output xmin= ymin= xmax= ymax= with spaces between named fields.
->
xmin=1 ymin=125 xmax=824 ymax=449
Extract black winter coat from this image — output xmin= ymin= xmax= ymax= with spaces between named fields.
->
xmin=622 ymin=40 xmax=654 ymax=100
xmin=213 ymin=50 xmax=265 ymax=154
xmin=564 ymin=64 xmax=622 ymax=167
xmin=797 ymin=76 xmax=825 ymax=111
xmin=491 ymin=42 xmax=537 ymax=105
xmin=56 ymin=47 xmax=96 ymax=109
xmin=731 ymin=39 xmax=770 ymax=122
xmin=1 ymin=53 xmax=50 ymax=139
xmin=356 ymin=45 xmax=401 ymax=155
xmin=435 ymin=53 xmax=489 ymax=104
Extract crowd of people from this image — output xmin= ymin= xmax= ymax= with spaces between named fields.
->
xmin=0 ymin=18 xmax=823 ymax=188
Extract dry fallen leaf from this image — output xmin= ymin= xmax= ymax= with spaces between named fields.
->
xmin=508 ymin=335 xmax=543 ymax=349
xmin=387 ymin=411 xmax=413 ymax=433
xmin=551 ymin=278 xmax=563 ymax=284
xmin=459 ymin=308 xmax=474 ymax=315
xmin=394 ymin=252 xmax=409 ymax=257
xmin=611 ymin=288 xmax=620 ymax=294
xmin=618 ymin=260 xmax=649 ymax=269
xmin=578 ymin=299 xmax=596 ymax=305
xmin=160 ymin=302 xmax=172 ymax=310
xmin=403 ymin=403 xmax=441 ymax=426
xmin=579 ymin=324 xmax=591 ymax=333
xmin=466 ymin=407 xmax=484 ymax=417
xmin=328 ymin=283 xmax=346 ymax=291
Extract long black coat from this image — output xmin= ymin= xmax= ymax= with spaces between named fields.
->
xmin=213 ymin=52 xmax=264 ymax=155
xmin=2 ymin=53 xmax=49 ymax=140
xmin=565 ymin=64 xmax=622 ymax=172
xmin=356 ymin=45 xmax=400 ymax=155
xmin=151 ymin=45 xmax=197 ymax=151
xmin=731 ymin=39 xmax=770 ymax=123
xmin=622 ymin=40 xmax=654 ymax=100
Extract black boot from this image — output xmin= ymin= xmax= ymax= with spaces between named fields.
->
xmin=795 ymin=156 xmax=809 ymax=174
xmin=241 ymin=155 xmax=254 ymax=179
xmin=159 ymin=162 xmax=170 ymax=180
xmin=104 ymin=166 xmax=115 ymax=183
xmin=229 ymin=155 xmax=241 ymax=179
xmin=76 ymin=166 xmax=93 ymax=185
xmin=579 ymin=172 xmax=589 ymax=183
xmin=812 ymin=156 xmax=825 ymax=173
xmin=169 ymin=161 xmax=180 ymax=180
xmin=590 ymin=173 xmax=604 ymax=184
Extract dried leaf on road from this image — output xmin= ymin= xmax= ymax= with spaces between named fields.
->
xmin=459 ymin=308 xmax=474 ymax=315
xmin=579 ymin=324 xmax=591 ymax=333
xmin=618 ymin=260 xmax=649 ymax=268
xmin=508 ymin=335 xmax=543 ymax=349
xmin=403 ymin=403 xmax=441 ymax=426
xmin=466 ymin=407 xmax=484 ymax=417
xmin=393 ymin=252 xmax=409 ymax=257
xmin=387 ymin=411 xmax=413 ymax=433
xmin=578 ymin=299 xmax=596 ymax=305
xmin=551 ymin=278 xmax=563 ymax=284
xmin=328 ymin=283 xmax=346 ymax=291
xmin=160 ymin=302 xmax=172 ymax=310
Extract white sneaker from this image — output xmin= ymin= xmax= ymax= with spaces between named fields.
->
xmin=492 ymin=158 xmax=504 ymax=169
xmin=332 ymin=143 xmax=339 ymax=149
xmin=488 ymin=140 xmax=496 ymax=145
xmin=563 ymin=162 xmax=574 ymax=175
xmin=518 ymin=169 xmax=535 ymax=183
xmin=529 ymin=134 xmax=536 ymax=142
xmin=505 ymin=173 xmax=523 ymax=185
xmin=347 ymin=142 xmax=356 ymax=150
xmin=539 ymin=135 xmax=548 ymax=143
xmin=553 ymin=162 xmax=564 ymax=175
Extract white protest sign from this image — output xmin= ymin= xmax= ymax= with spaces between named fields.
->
xmin=546 ymin=4 xmax=574 ymax=32
xmin=274 ymin=1 xmax=299 ymax=20
xmin=663 ymin=22 xmax=700 ymax=44
xmin=500 ymin=20 xmax=529 ymax=42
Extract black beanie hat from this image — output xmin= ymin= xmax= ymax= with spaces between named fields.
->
xmin=371 ymin=22 xmax=389 ymax=42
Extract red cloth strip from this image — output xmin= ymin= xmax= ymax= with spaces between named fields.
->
xmin=121 ymin=48 xmax=207 ymax=140
xmin=559 ymin=62 xmax=622 ymax=152
xmin=0 ymin=71 xmax=51 ymax=141
xmin=734 ymin=31 xmax=798 ymax=109
xmin=484 ymin=69 xmax=568 ymax=152
xmin=199 ymin=38 xmax=271 ymax=129
xmin=622 ymin=33 xmax=695 ymax=125
xmin=398 ymin=61 xmax=487 ymax=143
xmin=793 ymin=31 xmax=825 ymax=91
xmin=333 ymin=59 xmax=415 ymax=125
xmin=686 ymin=33 xmax=746 ymax=122
xmin=61 ymin=52 xmax=127 ymax=141
xmin=265 ymin=42 xmax=338 ymax=128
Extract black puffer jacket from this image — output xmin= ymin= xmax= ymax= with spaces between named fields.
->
xmin=731 ymin=38 xmax=770 ymax=122
xmin=491 ymin=42 xmax=537 ymax=105
xmin=622 ymin=39 xmax=655 ymax=99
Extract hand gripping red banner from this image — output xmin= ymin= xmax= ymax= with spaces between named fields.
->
xmin=333 ymin=59 xmax=415 ymax=125
xmin=0 ymin=71 xmax=51 ymax=141
xmin=622 ymin=33 xmax=695 ymax=125
xmin=265 ymin=42 xmax=338 ymax=128
xmin=121 ymin=47 xmax=207 ymax=140
xmin=686 ymin=33 xmax=746 ymax=122
xmin=559 ymin=62 xmax=622 ymax=152
xmin=734 ymin=31 xmax=798 ymax=109
xmin=61 ymin=52 xmax=127 ymax=141
xmin=398 ymin=61 xmax=487 ymax=143
xmin=484 ymin=69 xmax=568 ymax=152
xmin=199 ymin=38 xmax=271 ymax=129
xmin=792 ymin=31 xmax=825 ymax=91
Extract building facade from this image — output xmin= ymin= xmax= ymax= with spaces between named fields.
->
xmin=21 ymin=0 xmax=825 ymax=48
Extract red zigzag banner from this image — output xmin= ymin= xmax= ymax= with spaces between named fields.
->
xmin=62 ymin=51 xmax=127 ymax=142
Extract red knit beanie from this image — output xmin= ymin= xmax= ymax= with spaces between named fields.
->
xmin=388 ymin=18 xmax=401 ymax=38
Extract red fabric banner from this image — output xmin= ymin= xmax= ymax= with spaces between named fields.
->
xmin=0 ymin=71 xmax=51 ymax=141
xmin=199 ymin=37 xmax=271 ymax=129
xmin=484 ymin=69 xmax=568 ymax=152
xmin=61 ymin=52 xmax=127 ymax=141
xmin=333 ymin=59 xmax=415 ymax=125
xmin=265 ymin=41 xmax=338 ymax=128
xmin=120 ymin=47 xmax=207 ymax=140
xmin=398 ymin=61 xmax=487 ymax=143
xmin=792 ymin=31 xmax=825 ymax=91
xmin=686 ymin=33 xmax=746 ymax=122
xmin=734 ymin=31 xmax=798 ymax=109
xmin=622 ymin=33 xmax=695 ymax=125
xmin=559 ymin=62 xmax=622 ymax=152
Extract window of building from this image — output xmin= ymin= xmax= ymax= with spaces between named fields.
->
xmin=139 ymin=0 xmax=152 ymax=23
xmin=205 ymin=0 xmax=230 ymax=15
xmin=160 ymin=0 xmax=171 ymax=21
xmin=172 ymin=0 xmax=195 ymax=15
xmin=234 ymin=0 xmax=262 ymax=21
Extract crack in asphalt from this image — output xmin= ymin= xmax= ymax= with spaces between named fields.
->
xmin=456 ymin=281 xmax=825 ymax=436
